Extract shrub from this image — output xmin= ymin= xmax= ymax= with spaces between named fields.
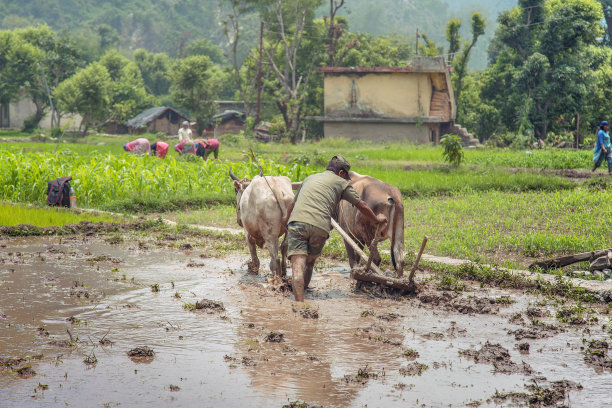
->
xmin=440 ymin=134 xmax=464 ymax=167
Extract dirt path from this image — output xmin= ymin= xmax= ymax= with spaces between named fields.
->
xmin=0 ymin=235 xmax=611 ymax=407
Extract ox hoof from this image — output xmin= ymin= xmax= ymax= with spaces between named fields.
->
xmin=247 ymin=261 xmax=260 ymax=274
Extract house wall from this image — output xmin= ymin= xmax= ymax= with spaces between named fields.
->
xmin=324 ymin=122 xmax=432 ymax=143
xmin=1 ymin=97 xmax=81 ymax=131
xmin=324 ymin=72 xmax=434 ymax=118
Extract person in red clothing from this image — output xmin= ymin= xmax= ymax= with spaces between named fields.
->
xmin=194 ymin=138 xmax=219 ymax=161
xmin=174 ymin=140 xmax=196 ymax=155
xmin=123 ymin=138 xmax=151 ymax=155
xmin=150 ymin=141 xmax=169 ymax=158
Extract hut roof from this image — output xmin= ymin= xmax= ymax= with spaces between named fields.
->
xmin=211 ymin=110 xmax=246 ymax=125
xmin=127 ymin=107 xmax=189 ymax=129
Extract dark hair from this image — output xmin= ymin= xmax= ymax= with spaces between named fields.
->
xmin=326 ymin=155 xmax=350 ymax=174
xmin=150 ymin=142 xmax=157 ymax=152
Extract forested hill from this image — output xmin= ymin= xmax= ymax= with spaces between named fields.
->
xmin=0 ymin=0 xmax=514 ymax=68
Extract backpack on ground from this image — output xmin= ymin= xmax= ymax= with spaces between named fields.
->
xmin=46 ymin=176 xmax=72 ymax=207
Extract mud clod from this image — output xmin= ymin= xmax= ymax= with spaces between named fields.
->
xmin=584 ymin=339 xmax=612 ymax=370
xmin=399 ymin=362 xmax=428 ymax=376
xmin=292 ymin=305 xmax=319 ymax=319
xmin=195 ymin=299 xmax=225 ymax=312
xmin=169 ymin=384 xmax=180 ymax=392
xmin=16 ymin=366 xmax=36 ymax=378
xmin=344 ymin=364 xmax=378 ymax=384
xmin=282 ymin=401 xmax=323 ymax=408
xmin=517 ymin=342 xmax=530 ymax=353
xmin=377 ymin=312 xmax=400 ymax=321
xmin=37 ymin=327 xmax=49 ymax=337
xmin=127 ymin=346 xmax=155 ymax=358
xmin=460 ymin=341 xmax=532 ymax=375
xmin=264 ymin=332 xmax=284 ymax=343
xmin=179 ymin=243 xmax=193 ymax=250
xmin=241 ymin=356 xmax=257 ymax=366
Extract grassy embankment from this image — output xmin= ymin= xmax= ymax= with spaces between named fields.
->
xmin=1 ymin=131 xmax=609 ymax=269
xmin=0 ymin=203 xmax=118 ymax=227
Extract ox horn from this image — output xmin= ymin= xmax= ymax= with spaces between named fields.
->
xmin=258 ymin=167 xmax=263 ymax=177
xmin=229 ymin=167 xmax=239 ymax=181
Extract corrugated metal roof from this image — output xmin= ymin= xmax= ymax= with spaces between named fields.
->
xmin=126 ymin=107 xmax=189 ymax=128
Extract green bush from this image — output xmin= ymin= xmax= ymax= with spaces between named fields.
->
xmin=440 ymin=134 xmax=464 ymax=167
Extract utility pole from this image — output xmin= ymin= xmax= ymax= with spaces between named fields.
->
xmin=255 ymin=21 xmax=264 ymax=127
xmin=415 ymin=28 xmax=419 ymax=55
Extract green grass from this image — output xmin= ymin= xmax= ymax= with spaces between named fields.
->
xmin=405 ymin=189 xmax=612 ymax=266
xmin=0 ymin=203 xmax=119 ymax=227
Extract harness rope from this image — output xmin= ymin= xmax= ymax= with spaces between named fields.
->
xmin=249 ymin=149 xmax=287 ymax=231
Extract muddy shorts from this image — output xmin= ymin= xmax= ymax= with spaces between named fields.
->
xmin=287 ymin=221 xmax=329 ymax=258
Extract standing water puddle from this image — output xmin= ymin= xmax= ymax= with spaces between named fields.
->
xmin=0 ymin=236 xmax=610 ymax=407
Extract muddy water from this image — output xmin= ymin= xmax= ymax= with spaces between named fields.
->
xmin=0 ymin=237 xmax=611 ymax=407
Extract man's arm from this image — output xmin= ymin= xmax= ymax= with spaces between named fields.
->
xmin=355 ymin=200 xmax=387 ymax=225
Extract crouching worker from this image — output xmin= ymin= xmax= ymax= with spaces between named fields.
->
xmin=124 ymin=138 xmax=151 ymax=155
xmin=174 ymin=140 xmax=196 ymax=155
xmin=150 ymin=141 xmax=169 ymax=158
xmin=194 ymin=138 xmax=220 ymax=161
xmin=283 ymin=155 xmax=387 ymax=302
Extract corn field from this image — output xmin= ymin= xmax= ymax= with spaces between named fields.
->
xmin=0 ymin=151 xmax=316 ymax=208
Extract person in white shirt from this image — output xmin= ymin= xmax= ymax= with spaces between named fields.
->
xmin=178 ymin=121 xmax=192 ymax=142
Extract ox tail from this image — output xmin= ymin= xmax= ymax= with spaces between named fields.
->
xmin=389 ymin=196 xmax=405 ymax=276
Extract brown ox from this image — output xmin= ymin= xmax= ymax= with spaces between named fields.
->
xmin=229 ymin=169 xmax=294 ymax=277
xmin=337 ymin=171 xmax=405 ymax=276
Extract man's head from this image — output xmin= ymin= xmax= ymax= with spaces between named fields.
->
xmin=327 ymin=155 xmax=351 ymax=180
xmin=601 ymin=121 xmax=609 ymax=130
xmin=182 ymin=121 xmax=189 ymax=128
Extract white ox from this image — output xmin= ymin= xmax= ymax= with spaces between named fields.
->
xmin=229 ymin=169 xmax=294 ymax=277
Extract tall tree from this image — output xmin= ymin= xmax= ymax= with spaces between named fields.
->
xmin=54 ymin=63 xmax=112 ymax=136
xmin=16 ymin=25 xmax=84 ymax=129
xmin=447 ymin=12 xmax=486 ymax=107
xmin=323 ymin=0 xmax=346 ymax=66
xmin=170 ymin=55 xmax=222 ymax=134
xmin=133 ymin=49 xmax=171 ymax=96
xmin=263 ymin=0 xmax=322 ymax=143
xmin=0 ymin=30 xmax=41 ymax=105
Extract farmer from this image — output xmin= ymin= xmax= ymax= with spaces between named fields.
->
xmin=150 ymin=141 xmax=169 ymax=158
xmin=174 ymin=140 xmax=196 ymax=155
xmin=592 ymin=120 xmax=611 ymax=173
xmin=123 ymin=138 xmax=151 ymax=155
xmin=283 ymin=155 xmax=387 ymax=302
xmin=194 ymin=138 xmax=220 ymax=161
xmin=178 ymin=121 xmax=193 ymax=142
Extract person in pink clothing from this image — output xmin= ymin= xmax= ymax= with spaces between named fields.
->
xmin=174 ymin=140 xmax=196 ymax=155
xmin=151 ymin=141 xmax=169 ymax=158
xmin=123 ymin=138 xmax=151 ymax=155
xmin=194 ymin=138 xmax=219 ymax=160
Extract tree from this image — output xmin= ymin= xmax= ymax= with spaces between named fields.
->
xmin=184 ymin=38 xmax=226 ymax=64
xmin=323 ymin=0 xmax=346 ymax=66
xmin=0 ymin=30 xmax=41 ymax=105
xmin=262 ymin=0 xmax=323 ymax=143
xmin=54 ymin=63 xmax=112 ymax=136
xmin=170 ymin=55 xmax=222 ymax=134
xmin=482 ymin=0 xmax=604 ymax=141
xmin=99 ymin=50 xmax=158 ymax=123
xmin=97 ymin=24 xmax=120 ymax=51
xmin=222 ymin=0 xmax=260 ymax=116
xmin=599 ymin=0 xmax=612 ymax=45
xmin=133 ymin=49 xmax=171 ymax=96
xmin=445 ymin=18 xmax=461 ymax=64
xmin=447 ymin=11 xmax=486 ymax=107
xmin=17 ymin=26 xmax=84 ymax=129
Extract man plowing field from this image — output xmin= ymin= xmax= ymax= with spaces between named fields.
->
xmin=283 ymin=155 xmax=387 ymax=302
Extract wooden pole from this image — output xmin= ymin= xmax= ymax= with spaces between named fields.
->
xmin=415 ymin=28 xmax=419 ymax=54
xmin=255 ymin=21 xmax=264 ymax=127
xmin=331 ymin=218 xmax=385 ymax=276
xmin=408 ymin=236 xmax=428 ymax=283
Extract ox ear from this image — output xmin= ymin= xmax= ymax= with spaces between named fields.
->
xmin=233 ymin=180 xmax=241 ymax=191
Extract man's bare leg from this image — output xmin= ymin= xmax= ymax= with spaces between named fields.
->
xmin=291 ymin=254 xmax=307 ymax=302
xmin=304 ymin=255 xmax=317 ymax=289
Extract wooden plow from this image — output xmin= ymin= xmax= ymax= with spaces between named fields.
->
xmin=330 ymin=218 xmax=427 ymax=293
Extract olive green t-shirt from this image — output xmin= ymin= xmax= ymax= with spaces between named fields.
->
xmin=289 ymin=170 xmax=361 ymax=232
